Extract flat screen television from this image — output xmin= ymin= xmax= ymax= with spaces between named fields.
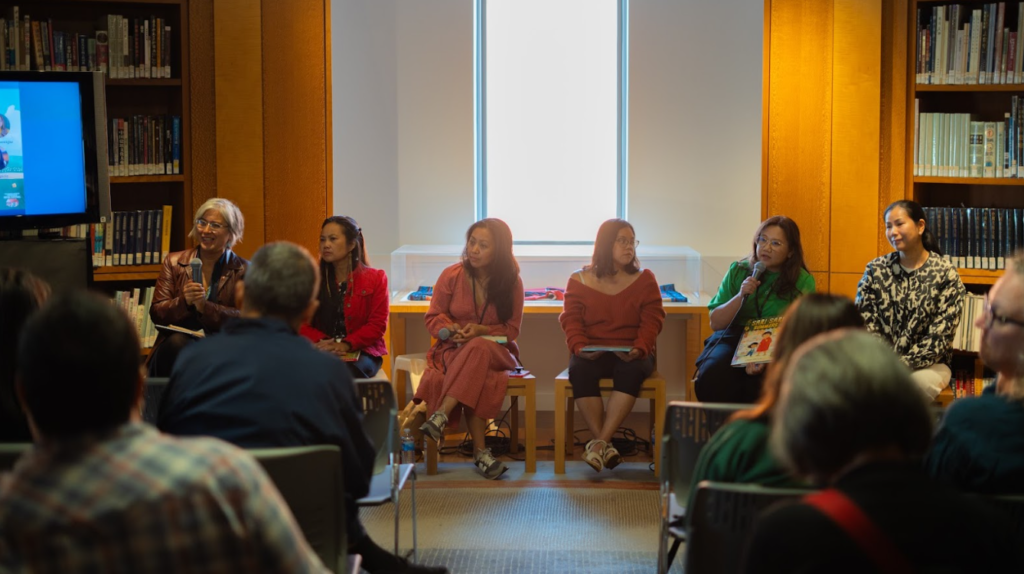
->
xmin=0 ymin=71 xmax=110 ymax=231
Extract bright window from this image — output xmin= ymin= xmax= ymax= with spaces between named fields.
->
xmin=476 ymin=0 xmax=626 ymax=243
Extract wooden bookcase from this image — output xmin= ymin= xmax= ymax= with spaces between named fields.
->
xmin=908 ymin=0 xmax=1024 ymax=286
xmin=907 ymin=0 xmax=1016 ymax=394
xmin=0 ymin=0 xmax=194 ymax=283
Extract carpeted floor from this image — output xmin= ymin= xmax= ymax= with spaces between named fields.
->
xmin=360 ymin=467 xmax=684 ymax=574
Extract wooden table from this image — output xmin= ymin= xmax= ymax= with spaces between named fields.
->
xmin=383 ymin=299 xmax=713 ymax=407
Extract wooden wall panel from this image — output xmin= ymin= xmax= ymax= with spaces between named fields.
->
xmin=214 ymin=0 xmax=264 ymax=260
xmin=811 ymin=270 xmax=829 ymax=293
xmin=829 ymin=272 xmax=862 ymax=299
xmin=189 ymin=0 xmax=216 ymax=223
xmin=830 ymin=0 xmax=882 ymax=274
xmin=765 ymin=0 xmax=833 ymax=274
xmin=261 ymin=0 xmax=330 ymax=258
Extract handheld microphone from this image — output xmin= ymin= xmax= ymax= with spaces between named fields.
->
xmin=438 ymin=327 xmax=452 ymax=341
xmin=739 ymin=261 xmax=767 ymax=305
xmin=190 ymin=258 xmax=202 ymax=284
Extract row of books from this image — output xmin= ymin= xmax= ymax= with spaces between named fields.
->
xmin=1 ymin=7 xmax=173 ymax=78
xmin=949 ymin=369 xmax=995 ymax=398
xmin=109 ymin=115 xmax=181 ymax=177
xmin=952 ymin=292 xmax=985 ymax=351
xmin=912 ymin=97 xmax=1024 ymax=178
xmin=114 ymin=286 xmax=157 ymax=349
xmin=916 ymin=2 xmax=1024 ymax=85
xmin=91 ymin=207 xmax=172 ymax=268
xmin=925 ymin=206 xmax=1023 ymax=270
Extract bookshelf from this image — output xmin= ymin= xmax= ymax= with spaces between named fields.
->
xmin=908 ymin=0 xmax=1024 ymax=289
xmin=0 ymin=0 xmax=194 ymax=352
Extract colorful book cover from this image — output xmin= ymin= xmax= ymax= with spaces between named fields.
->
xmin=731 ymin=316 xmax=782 ymax=366
xmin=0 ymin=88 xmax=24 ymax=216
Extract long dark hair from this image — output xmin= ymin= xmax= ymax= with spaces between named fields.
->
xmin=0 ymin=268 xmax=50 ymax=430
xmin=733 ymin=293 xmax=864 ymax=422
xmin=746 ymin=215 xmax=808 ymax=300
xmin=320 ymin=215 xmax=368 ymax=296
xmin=461 ymin=218 xmax=520 ymax=323
xmin=884 ymin=200 xmax=942 ymax=256
xmin=588 ymin=219 xmax=640 ymax=278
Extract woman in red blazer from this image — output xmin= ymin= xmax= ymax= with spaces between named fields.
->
xmin=301 ymin=215 xmax=389 ymax=379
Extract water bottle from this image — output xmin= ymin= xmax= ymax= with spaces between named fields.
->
xmin=401 ymin=428 xmax=416 ymax=465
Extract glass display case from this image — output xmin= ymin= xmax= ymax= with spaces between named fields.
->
xmin=390 ymin=244 xmax=703 ymax=304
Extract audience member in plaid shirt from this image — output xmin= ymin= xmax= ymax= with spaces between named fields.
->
xmin=0 ymin=291 xmax=329 ymax=573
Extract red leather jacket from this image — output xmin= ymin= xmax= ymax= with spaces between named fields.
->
xmin=149 ymin=247 xmax=248 ymax=348
xmin=301 ymin=263 xmax=389 ymax=357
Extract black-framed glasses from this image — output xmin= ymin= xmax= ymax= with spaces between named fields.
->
xmin=195 ymin=218 xmax=228 ymax=231
xmin=756 ymin=235 xmax=785 ymax=249
xmin=983 ymin=294 xmax=1024 ymax=329
xmin=615 ymin=237 xmax=640 ymax=248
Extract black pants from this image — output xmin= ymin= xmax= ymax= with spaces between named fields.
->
xmin=568 ymin=353 xmax=655 ymax=398
xmin=693 ymin=330 xmax=765 ymax=404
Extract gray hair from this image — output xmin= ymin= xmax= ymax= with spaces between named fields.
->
xmin=770 ymin=329 xmax=933 ymax=484
xmin=243 ymin=242 xmax=319 ymax=323
xmin=189 ymin=198 xmax=245 ymax=248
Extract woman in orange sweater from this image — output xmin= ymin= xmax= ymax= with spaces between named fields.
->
xmin=559 ymin=219 xmax=666 ymax=472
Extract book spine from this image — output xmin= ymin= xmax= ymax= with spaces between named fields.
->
xmin=172 ymin=116 xmax=180 ymax=174
xmin=149 ymin=209 xmax=160 ymax=263
xmin=984 ymin=121 xmax=997 ymax=177
xmin=96 ymin=30 xmax=108 ymax=75
xmin=160 ymin=205 xmax=172 ymax=261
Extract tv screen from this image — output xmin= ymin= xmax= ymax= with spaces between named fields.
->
xmin=0 ymin=71 xmax=110 ymax=231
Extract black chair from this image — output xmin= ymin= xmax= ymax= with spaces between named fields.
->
xmin=657 ymin=401 xmax=751 ymax=574
xmin=251 ymin=445 xmax=346 ymax=573
xmin=141 ymin=377 xmax=169 ymax=424
xmin=354 ymin=378 xmax=418 ymax=561
xmin=0 ymin=443 xmax=31 ymax=472
xmin=683 ymin=481 xmax=812 ymax=574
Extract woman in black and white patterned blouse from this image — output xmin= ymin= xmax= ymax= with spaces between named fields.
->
xmin=855 ymin=200 xmax=965 ymax=400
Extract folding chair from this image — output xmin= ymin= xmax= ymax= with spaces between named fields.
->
xmin=251 ymin=445 xmax=346 ymax=573
xmin=683 ymin=481 xmax=811 ymax=574
xmin=657 ymin=401 xmax=750 ymax=574
xmin=354 ymin=378 xmax=418 ymax=561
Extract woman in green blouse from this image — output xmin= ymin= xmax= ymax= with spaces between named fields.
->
xmin=694 ymin=216 xmax=816 ymax=403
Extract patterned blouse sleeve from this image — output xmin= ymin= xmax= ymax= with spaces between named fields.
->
xmin=903 ymin=265 xmax=965 ymax=369
xmin=855 ymin=260 xmax=887 ymax=338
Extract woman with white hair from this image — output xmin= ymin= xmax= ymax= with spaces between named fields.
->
xmin=742 ymin=330 xmax=1018 ymax=573
xmin=148 ymin=198 xmax=248 ymax=376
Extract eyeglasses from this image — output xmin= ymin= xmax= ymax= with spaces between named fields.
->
xmin=195 ymin=218 xmax=228 ymax=231
xmin=757 ymin=236 xmax=786 ymax=249
xmin=983 ymin=294 xmax=1024 ymax=330
xmin=615 ymin=238 xmax=640 ymax=248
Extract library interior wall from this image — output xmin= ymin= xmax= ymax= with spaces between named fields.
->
xmin=331 ymin=0 xmax=764 ymax=408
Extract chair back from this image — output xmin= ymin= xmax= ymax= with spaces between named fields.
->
xmin=0 ymin=443 xmax=31 ymax=472
xmin=684 ymin=481 xmax=811 ymax=574
xmin=660 ymin=401 xmax=751 ymax=503
xmin=355 ymin=378 xmax=398 ymax=476
xmin=986 ymin=494 xmax=1024 ymax=548
xmin=251 ymin=445 xmax=345 ymax=574
xmin=142 ymin=377 xmax=169 ymax=424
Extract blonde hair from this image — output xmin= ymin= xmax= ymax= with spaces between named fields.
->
xmin=189 ymin=198 xmax=245 ymax=248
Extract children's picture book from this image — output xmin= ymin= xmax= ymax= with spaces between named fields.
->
xmin=341 ymin=350 xmax=361 ymax=362
xmin=731 ymin=316 xmax=782 ymax=366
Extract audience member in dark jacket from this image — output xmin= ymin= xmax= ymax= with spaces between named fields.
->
xmin=926 ymin=252 xmax=1024 ymax=493
xmin=0 ymin=268 xmax=48 ymax=442
xmin=158 ymin=241 xmax=445 ymax=574
xmin=743 ymin=330 xmax=1020 ymax=573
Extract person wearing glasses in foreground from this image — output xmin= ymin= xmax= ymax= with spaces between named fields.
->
xmin=148 ymin=198 xmax=248 ymax=376
xmin=694 ymin=216 xmax=815 ymax=404
xmin=558 ymin=219 xmax=665 ymax=471
xmin=925 ymin=251 xmax=1024 ymax=493
xmin=855 ymin=200 xmax=965 ymax=400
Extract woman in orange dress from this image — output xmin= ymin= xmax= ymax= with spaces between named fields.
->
xmin=416 ymin=218 xmax=524 ymax=480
